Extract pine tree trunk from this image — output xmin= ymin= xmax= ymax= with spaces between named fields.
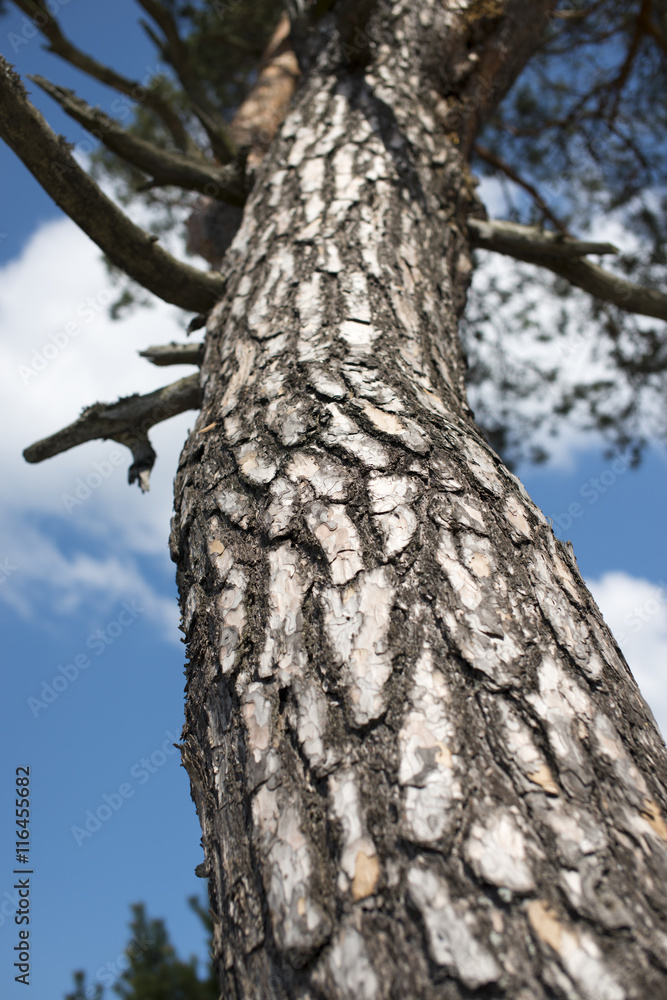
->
xmin=171 ymin=4 xmax=667 ymax=996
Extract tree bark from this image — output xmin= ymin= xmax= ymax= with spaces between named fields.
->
xmin=170 ymin=4 xmax=667 ymax=997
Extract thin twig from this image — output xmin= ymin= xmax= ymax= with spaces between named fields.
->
xmin=135 ymin=0 xmax=237 ymax=163
xmin=10 ymin=0 xmax=195 ymax=154
xmin=30 ymin=75 xmax=247 ymax=205
xmin=604 ymin=0 xmax=648 ymax=121
xmin=474 ymin=143 xmax=570 ymax=234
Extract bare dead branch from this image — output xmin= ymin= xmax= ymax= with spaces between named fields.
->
xmin=545 ymin=258 xmax=667 ymax=323
xmin=23 ymin=374 xmax=202 ymax=492
xmin=139 ymin=343 xmax=204 ymax=366
xmin=0 ymin=58 xmax=227 ymax=314
xmin=29 ymin=75 xmax=247 ymax=205
xmin=9 ymin=0 xmax=195 ymax=154
xmin=467 ymin=218 xmax=619 ymax=259
xmin=469 ymin=217 xmax=667 ymax=322
xmin=638 ymin=3 xmax=667 ymax=55
xmin=135 ymin=0 xmax=237 ymax=163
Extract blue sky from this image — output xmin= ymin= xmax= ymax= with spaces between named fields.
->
xmin=0 ymin=4 xmax=666 ymax=998
xmin=1 ymin=3 xmax=213 ymax=996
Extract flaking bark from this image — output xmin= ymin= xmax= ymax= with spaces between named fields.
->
xmin=170 ymin=3 xmax=667 ymax=998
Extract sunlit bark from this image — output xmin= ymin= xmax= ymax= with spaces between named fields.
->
xmin=171 ymin=4 xmax=667 ymax=997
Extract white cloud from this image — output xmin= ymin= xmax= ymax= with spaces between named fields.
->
xmin=0 ymin=215 xmax=200 ymax=633
xmin=0 ymin=216 xmax=194 ymax=444
xmin=0 ymin=509 xmax=179 ymax=641
xmin=588 ymin=572 xmax=667 ymax=739
xmin=466 ymin=248 xmax=626 ymax=469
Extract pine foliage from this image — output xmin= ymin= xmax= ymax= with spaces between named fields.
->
xmin=64 ymin=900 xmax=218 ymax=1000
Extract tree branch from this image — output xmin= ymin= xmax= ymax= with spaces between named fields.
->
xmin=135 ymin=0 xmax=237 ymax=163
xmin=9 ymin=0 xmax=195 ymax=154
xmin=641 ymin=11 xmax=667 ymax=57
xmin=139 ymin=342 xmax=204 ymax=366
xmin=227 ymin=13 xmax=299 ymax=167
xmin=23 ymin=374 xmax=202 ymax=492
xmin=0 ymin=58 xmax=227 ymax=314
xmin=29 ymin=75 xmax=247 ymax=205
xmin=467 ymin=218 xmax=619 ymax=258
xmin=545 ymin=257 xmax=667 ymax=322
xmin=602 ymin=0 xmax=648 ymax=121
xmin=468 ymin=217 xmax=667 ymax=322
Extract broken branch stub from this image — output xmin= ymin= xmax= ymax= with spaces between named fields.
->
xmin=139 ymin=342 xmax=204 ymax=366
xmin=23 ymin=374 xmax=202 ymax=492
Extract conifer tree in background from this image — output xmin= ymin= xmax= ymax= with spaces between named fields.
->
xmin=65 ymin=971 xmax=102 ymax=1000
xmin=3 ymin=1 xmax=667 ymax=996
xmin=64 ymin=900 xmax=217 ymax=1000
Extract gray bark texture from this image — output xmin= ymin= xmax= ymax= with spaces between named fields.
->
xmin=169 ymin=3 xmax=667 ymax=997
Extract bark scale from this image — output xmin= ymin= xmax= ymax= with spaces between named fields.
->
xmin=170 ymin=3 xmax=667 ymax=997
